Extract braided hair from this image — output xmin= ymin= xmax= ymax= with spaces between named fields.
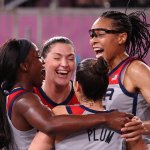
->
xmin=0 ymin=38 xmax=33 ymax=149
xmin=101 ymin=11 xmax=150 ymax=58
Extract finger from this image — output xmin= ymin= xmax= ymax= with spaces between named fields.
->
xmin=124 ymin=117 xmax=131 ymax=124
xmin=121 ymin=125 xmax=144 ymax=133
xmin=121 ymin=130 xmax=144 ymax=138
xmin=124 ymin=120 xmax=142 ymax=127
xmin=126 ymin=113 xmax=134 ymax=119
xmin=125 ymin=136 xmax=141 ymax=142
xmin=132 ymin=116 xmax=140 ymax=120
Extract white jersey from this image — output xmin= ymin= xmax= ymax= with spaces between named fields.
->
xmin=55 ymin=105 xmax=126 ymax=150
xmin=7 ymin=115 xmax=37 ymax=150
xmin=6 ymin=87 xmax=37 ymax=150
xmin=104 ymin=57 xmax=150 ymax=145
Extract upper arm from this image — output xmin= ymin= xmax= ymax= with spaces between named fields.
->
xmin=28 ymin=132 xmax=55 ymax=150
xmin=14 ymin=93 xmax=53 ymax=132
xmin=126 ymin=61 xmax=150 ymax=104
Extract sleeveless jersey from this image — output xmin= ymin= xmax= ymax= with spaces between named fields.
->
xmin=6 ymin=87 xmax=37 ymax=150
xmin=33 ymin=81 xmax=79 ymax=109
xmin=104 ymin=57 xmax=150 ymax=144
xmin=55 ymin=105 xmax=125 ymax=150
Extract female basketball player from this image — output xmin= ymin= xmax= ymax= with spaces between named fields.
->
xmin=89 ymin=10 xmax=150 ymax=146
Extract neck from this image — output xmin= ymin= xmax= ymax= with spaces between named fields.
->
xmin=42 ymin=80 xmax=71 ymax=103
xmin=79 ymin=97 xmax=104 ymax=111
xmin=13 ymin=82 xmax=33 ymax=91
xmin=108 ymin=53 xmax=128 ymax=70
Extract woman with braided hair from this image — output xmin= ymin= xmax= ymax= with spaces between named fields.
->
xmin=89 ymin=10 xmax=150 ymax=146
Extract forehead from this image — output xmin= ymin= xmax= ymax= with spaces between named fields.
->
xmin=49 ymin=43 xmax=75 ymax=55
xmin=91 ymin=17 xmax=114 ymax=29
xmin=29 ymin=47 xmax=39 ymax=57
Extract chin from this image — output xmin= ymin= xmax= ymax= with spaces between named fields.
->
xmin=56 ymin=80 xmax=69 ymax=87
xmin=96 ymin=54 xmax=103 ymax=59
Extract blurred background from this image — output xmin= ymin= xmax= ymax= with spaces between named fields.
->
xmin=0 ymin=0 xmax=150 ymax=64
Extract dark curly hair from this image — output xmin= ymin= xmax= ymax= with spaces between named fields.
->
xmin=101 ymin=11 xmax=150 ymax=58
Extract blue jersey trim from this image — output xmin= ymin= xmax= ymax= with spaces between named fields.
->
xmin=37 ymin=80 xmax=75 ymax=107
xmin=108 ymin=57 xmax=129 ymax=76
xmin=118 ymin=57 xmax=139 ymax=115
xmin=6 ymin=87 xmax=25 ymax=95
xmin=7 ymin=88 xmax=27 ymax=119
xmin=66 ymin=106 xmax=73 ymax=114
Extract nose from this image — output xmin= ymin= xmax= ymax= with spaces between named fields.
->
xmin=40 ymin=57 xmax=45 ymax=64
xmin=89 ymin=37 xmax=99 ymax=46
xmin=61 ymin=58 xmax=68 ymax=67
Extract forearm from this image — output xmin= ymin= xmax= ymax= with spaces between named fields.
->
xmin=43 ymin=110 xmax=131 ymax=136
xmin=28 ymin=132 xmax=54 ymax=150
xmin=45 ymin=114 xmax=106 ymax=136
xmin=127 ymin=138 xmax=148 ymax=150
xmin=32 ymin=110 xmax=130 ymax=136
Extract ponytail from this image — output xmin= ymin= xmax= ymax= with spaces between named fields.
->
xmin=0 ymin=88 xmax=11 ymax=149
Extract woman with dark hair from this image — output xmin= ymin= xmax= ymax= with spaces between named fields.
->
xmin=89 ymin=10 xmax=150 ymax=145
xmin=29 ymin=57 xmax=146 ymax=150
xmin=0 ymin=38 xmax=132 ymax=150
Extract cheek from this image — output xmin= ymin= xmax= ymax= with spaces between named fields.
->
xmin=45 ymin=60 xmax=57 ymax=70
xmin=89 ymin=39 xmax=93 ymax=46
xmin=69 ymin=62 xmax=76 ymax=71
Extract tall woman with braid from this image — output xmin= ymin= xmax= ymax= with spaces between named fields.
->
xmin=89 ymin=11 xmax=150 ymax=146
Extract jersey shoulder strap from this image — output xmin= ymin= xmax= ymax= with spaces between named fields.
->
xmin=66 ymin=105 xmax=85 ymax=115
xmin=7 ymin=87 xmax=27 ymax=119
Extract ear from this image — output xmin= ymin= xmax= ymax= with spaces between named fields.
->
xmin=74 ymin=81 xmax=81 ymax=92
xmin=118 ymin=32 xmax=127 ymax=45
xmin=19 ymin=62 xmax=29 ymax=72
xmin=76 ymin=81 xmax=81 ymax=92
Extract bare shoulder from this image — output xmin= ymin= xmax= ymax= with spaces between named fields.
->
xmin=52 ymin=105 xmax=68 ymax=116
xmin=15 ymin=92 xmax=42 ymax=106
xmin=126 ymin=59 xmax=150 ymax=91
xmin=14 ymin=91 xmax=46 ymax=113
xmin=126 ymin=60 xmax=150 ymax=78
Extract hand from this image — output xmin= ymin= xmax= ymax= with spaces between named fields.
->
xmin=121 ymin=116 xmax=145 ymax=142
xmin=105 ymin=110 xmax=133 ymax=131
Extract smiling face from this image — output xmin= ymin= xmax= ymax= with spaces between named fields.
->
xmin=44 ymin=42 xmax=76 ymax=87
xmin=89 ymin=17 xmax=126 ymax=63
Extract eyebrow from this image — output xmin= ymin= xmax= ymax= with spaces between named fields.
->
xmin=52 ymin=52 xmax=75 ymax=57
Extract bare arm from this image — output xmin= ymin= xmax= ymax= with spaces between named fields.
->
xmin=14 ymin=93 xmax=132 ymax=136
xmin=126 ymin=139 xmax=148 ymax=150
xmin=121 ymin=117 xmax=148 ymax=150
xmin=121 ymin=116 xmax=145 ymax=142
xmin=125 ymin=61 xmax=150 ymax=103
xmin=28 ymin=132 xmax=54 ymax=150
xmin=125 ymin=61 xmax=150 ymax=134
